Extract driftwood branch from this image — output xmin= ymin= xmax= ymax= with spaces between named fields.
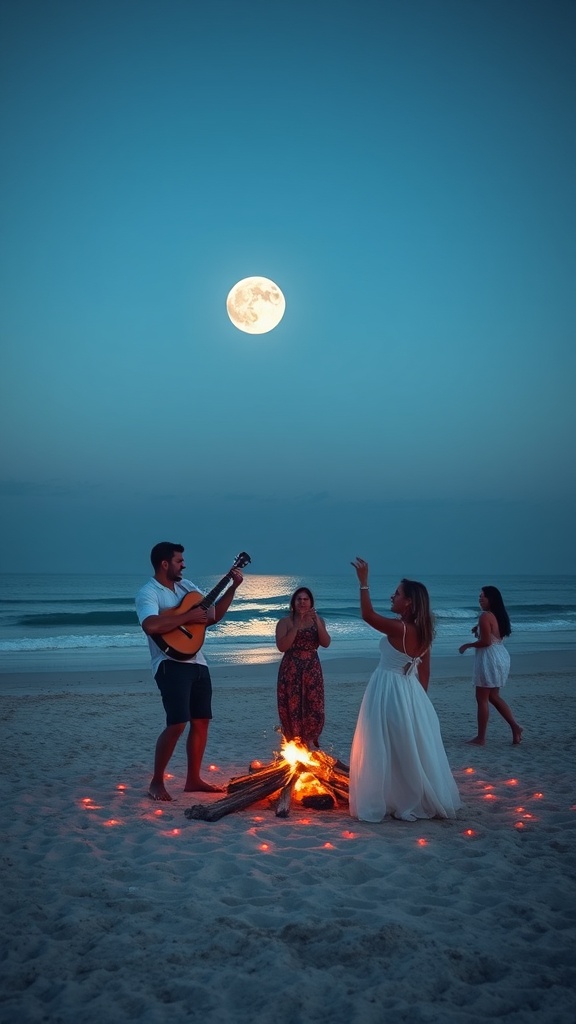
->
xmin=275 ymin=774 xmax=299 ymax=818
xmin=185 ymin=762 xmax=293 ymax=821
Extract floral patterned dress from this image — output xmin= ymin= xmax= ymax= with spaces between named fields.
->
xmin=277 ymin=623 xmax=325 ymax=746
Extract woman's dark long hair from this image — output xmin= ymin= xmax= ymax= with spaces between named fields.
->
xmin=401 ymin=578 xmax=436 ymax=650
xmin=289 ymin=587 xmax=315 ymax=615
xmin=482 ymin=585 xmax=512 ymax=637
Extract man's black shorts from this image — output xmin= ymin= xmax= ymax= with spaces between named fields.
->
xmin=154 ymin=660 xmax=213 ymax=725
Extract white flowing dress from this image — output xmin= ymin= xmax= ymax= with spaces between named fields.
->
xmin=472 ymin=636 xmax=510 ymax=689
xmin=349 ymin=633 xmax=461 ymax=823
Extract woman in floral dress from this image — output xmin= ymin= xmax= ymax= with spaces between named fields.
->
xmin=275 ymin=587 xmax=331 ymax=748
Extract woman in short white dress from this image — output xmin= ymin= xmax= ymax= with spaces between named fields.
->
xmin=459 ymin=585 xmax=522 ymax=746
xmin=349 ymin=558 xmax=461 ymax=823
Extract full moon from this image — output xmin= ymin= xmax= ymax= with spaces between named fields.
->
xmin=226 ymin=276 xmax=286 ymax=334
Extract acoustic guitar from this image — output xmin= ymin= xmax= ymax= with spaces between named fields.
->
xmin=151 ymin=551 xmax=251 ymax=661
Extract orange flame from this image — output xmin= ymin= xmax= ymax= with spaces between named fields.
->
xmin=281 ymin=740 xmax=313 ymax=767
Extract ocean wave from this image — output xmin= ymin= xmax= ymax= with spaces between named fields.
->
xmin=18 ymin=612 xmax=139 ymax=627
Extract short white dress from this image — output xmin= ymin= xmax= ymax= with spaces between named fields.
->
xmin=472 ymin=636 xmax=510 ymax=689
xmin=349 ymin=630 xmax=461 ymax=823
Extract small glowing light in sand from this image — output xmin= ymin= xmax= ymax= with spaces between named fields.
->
xmin=116 ymin=784 xmax=127 ymax=791
xmin=522 ymin=813 xmax=535 ymax=820
xmin=417 ymin=838 xmax=428 ymax=847
xmin=259 ymin=843 xmax=270 ymax=852
xmin=505 ymin=778 xmax=519 ymax=786
xmin=161 ymin=828 xmax=181 ymax=837
xmin=104 ymin=819 xmax=122 ymax=827
xmin=341 ymin=831 xmax=358 ymax=840
xmin=464 ymin=768 xmax=475 ymax=774
xmin=514 ymin=821 xmax=525 ymax=830
xmin=483 ymin=784 xmax=495 ymax=791
xmin=154 ymin=809 xmax=163 ymax=816
xmin=298 ymin=818 xmax=312 ymax=826
xmin=165 ymin=773 xmax=175 ymax=780
xmin=532 ymin=793 xmax=544 ymax=800
xmin=463 ymin=829 xmax=477 ymax=837
xmin=208 ymin=764 xmax=219 ymax=772
xmin=483 ymin=793 xmax=497 ymax=801
xmin=323 ymin=843 xmax=335 ymax=850
xmin=252 ymin=816 xmax=264 ymax=822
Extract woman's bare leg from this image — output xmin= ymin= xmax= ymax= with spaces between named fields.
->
xmin=489 ymin=689 xmax=523 ymax=744
xmin=468 ymin=687 xmax=491 ymax=745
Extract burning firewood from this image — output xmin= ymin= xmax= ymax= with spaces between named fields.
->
xmin=184 ymin=739 xmax=350 ymax=822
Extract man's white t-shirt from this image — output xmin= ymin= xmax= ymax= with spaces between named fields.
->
xmin=135 ymin=577 xmax=208 ymax=675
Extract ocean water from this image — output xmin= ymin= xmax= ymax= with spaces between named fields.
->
xmin=0 ymin=572 xmax=575 ymax=672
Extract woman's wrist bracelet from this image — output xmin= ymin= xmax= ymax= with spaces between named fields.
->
xmin=360 ymin=586 xmax=369 ymax=591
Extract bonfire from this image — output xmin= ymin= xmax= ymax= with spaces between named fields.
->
xmin=185 ymin=739 xmax=350 ymax=822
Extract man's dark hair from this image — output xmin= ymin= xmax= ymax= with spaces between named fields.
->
xmin=150 ymin=542 xmax=184 ymax=571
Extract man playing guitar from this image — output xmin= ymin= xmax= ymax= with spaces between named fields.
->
xmin=136 ymin=541 xmax=245 ymax=801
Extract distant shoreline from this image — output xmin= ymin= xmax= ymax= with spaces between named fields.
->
xmin=1 ymin=648 xmax=574 ymax=696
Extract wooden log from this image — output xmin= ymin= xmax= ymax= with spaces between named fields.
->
xmin=185 ymin=762 xmax=294 ymax=822
xmin=227 ymin=759 xmax=287 ymax=793
xmin=312 ymin=750 xmax=349 ymax=776
xmin=275 ymin=773 xmax=299 ymax=818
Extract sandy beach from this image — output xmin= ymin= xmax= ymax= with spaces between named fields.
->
xmin=1 ymin=650 xmax=575 ymax=1023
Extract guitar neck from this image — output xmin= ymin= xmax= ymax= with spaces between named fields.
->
xmin=197 ymin=572 xmax=235 ymax=610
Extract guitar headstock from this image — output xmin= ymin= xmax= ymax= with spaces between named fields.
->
xmin=232 ymin=551 xmax=251 ymax=570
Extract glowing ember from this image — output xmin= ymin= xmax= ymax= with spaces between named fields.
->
xmin=323 ymin=842 xmax=335 ymax=849
xmin=483 ymin=793 xmax=497 ymax=800
xmin=464 ymin=768 xmax=475 ymax=774
xmin=483 ymin=784 xmax=495 ymax=791
xmin=341 ymin=830 xmax=358 ymax=839
xmin=505 ymin=778 xmax=519 ymax=786
xmin=154 ymin=809 xmax=163 ymax=816
xmin=514 ymin=821 xmax=525 ymax=829
xmin=104 ymin=819 xmax=122 ymax=827
xmin=533 ymin=792 xmax=544 ymax=799
xmin=417 ymin=838 xmax=428 ymax=846
xmin=209 ymin=764 xmax=219 ymax=772
xmin=116 ymin=784 xmax=127 ymax=791
xmin=259 ymin=843 xmax=270 ymax=851
xmin=516 ymin=806 xmax=525 ymax=812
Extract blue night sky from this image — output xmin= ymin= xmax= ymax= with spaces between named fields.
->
xmin=1 ymin=0 xmax=575 ymax=577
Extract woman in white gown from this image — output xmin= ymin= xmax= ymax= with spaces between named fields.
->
xmin=459 ymin=585 xmax=522 ymax=746
xmin=349 ymin=558 xmax=461 ymax=823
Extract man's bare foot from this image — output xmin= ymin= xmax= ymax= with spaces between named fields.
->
xmin=512 ymin=726 xmax=523 ymax=745
xmin=148 ymin=780 xmax=174 ymax=801
xmin=184 ymin=779 xmax=224 ymax=793
xmin=466 ymin=737 xmax=485 ymax=746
